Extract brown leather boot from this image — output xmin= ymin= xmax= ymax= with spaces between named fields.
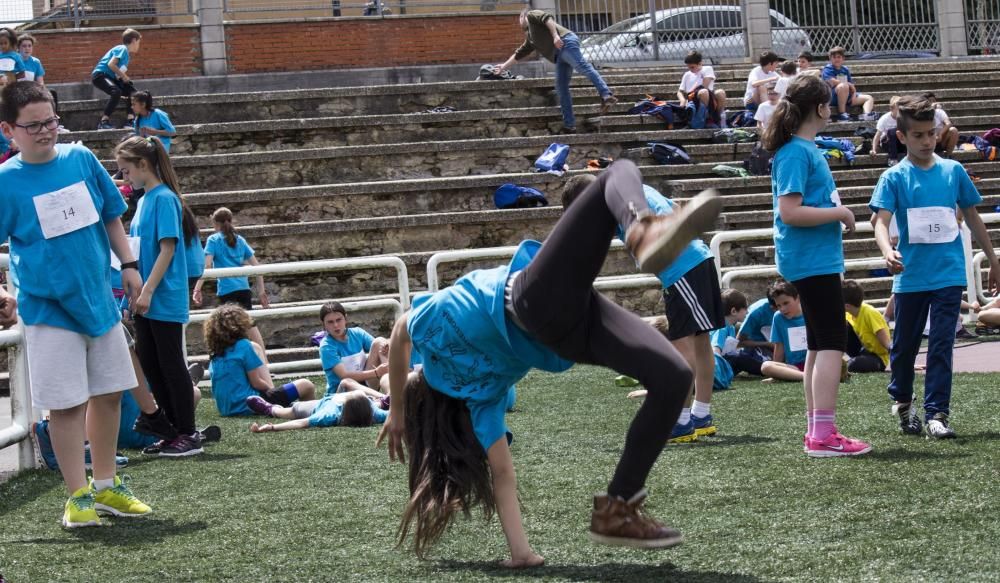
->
xmin=624 ymin=189 xmax=722 ymax=274
xmin=589 ymin=489 xmax=683 ymax=549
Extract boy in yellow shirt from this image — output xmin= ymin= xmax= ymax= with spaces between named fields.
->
xmin=843 ymin=280 xmax=890 ymax=372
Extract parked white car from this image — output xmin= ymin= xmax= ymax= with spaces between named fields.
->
xmin=580 ymin=5 xmax=811 ymax=63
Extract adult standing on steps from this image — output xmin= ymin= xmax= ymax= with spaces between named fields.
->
xmin=493 ymin=9 xmax=617 ymax=135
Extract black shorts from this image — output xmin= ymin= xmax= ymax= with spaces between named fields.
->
xmin=792 ymin=273 xmax=847 ymax=352
xmin=663 ymin=258 xmax=725 ymax=341
xmin=219 ymin=289 xmax=253 ymax=310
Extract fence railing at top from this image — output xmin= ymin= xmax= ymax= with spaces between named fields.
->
xmin=966 ymin=0 xmax=1000 ymax=53
xmin=221 ymin=0 xmax=528 ymax=19
xmin=0 ymin=254 xmax=37 ymax=472
xmin=2 ymin=0 xmax=195 ymax=27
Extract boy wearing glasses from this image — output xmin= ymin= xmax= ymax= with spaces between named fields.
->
xmin=0 ymin=81 xmax=152 ymax=527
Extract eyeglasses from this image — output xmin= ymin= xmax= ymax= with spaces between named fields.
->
xmin=14 ymin=116 xmax=60 ymax=135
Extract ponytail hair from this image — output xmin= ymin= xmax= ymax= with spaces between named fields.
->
xmin=115 ymin=136 xmax=198 ymax=242
xmin=761 ymin=74 xmax=831 ymax=152
xmin=212 ymin=207 xmax=238 ymax=248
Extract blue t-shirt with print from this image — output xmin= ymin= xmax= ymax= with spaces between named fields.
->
xmin=615 ymin=185 xmax=713 ymax=289
xmin=407 ymin=240 xmax=574 ymax=452
xmin=186 ymin=233 xmax=205 ymax=279
xmin=772 ymin=136 xmax=844 ymax=282
xmin=209 ymin=338 xmax=264 ymax=417
xmin=769 ymin=311 xmax=807 ymax=365
xmin=0 ymin=144 xmax=126 ymax=337
xmin=130 ymin=184 xmax=189 ymax=324
xmin=134 ymin=109 xmax=176 ymax=153
xmin=710 ymin=323 xmax=738 ymax=355
xmin=0 ymin=51 xmax=25 ymax=76
xmin=821 ymin=64 xmax=853 ymax=85
xmin=21 ymin=55 xmax=44 ymax=81
xmin=869 ymin=157 xmax=982 ymax=294
xmin=93 ymin=45 xmax=129 ymax=78
xmin=307 ymin=394 xmax=389 ymax=428
xmin=319 ymin=328 xmax=375 ymax=390
xmin=738 ymin=298 xmax=775 ymax=343
xmin=205 ymin=232 xmax=254 ymax=296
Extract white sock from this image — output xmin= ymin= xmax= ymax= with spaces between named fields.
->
xmin=92 ymin=477 xmax=115 ymax=492
xmin=691 ymin=400 xmax=711 ymax=418
xmin=677 ymin=408 xmax=692 ymax=425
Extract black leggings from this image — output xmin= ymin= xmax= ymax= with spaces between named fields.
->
xmin=511 ymin=159 xmax=692 ymax=500
xmin=133 ymin=315 xmax=196 ymax=435
xmin=92 ymin=73 xmax=135 ymax=118
xmin=792 ymin=274 xmax=847 ymax=352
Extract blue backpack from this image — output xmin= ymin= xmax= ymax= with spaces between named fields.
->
xmin=494 ymin=184 xmax=548 ymax=209
xmin=534 ymin=143 xmax=571 ymax=172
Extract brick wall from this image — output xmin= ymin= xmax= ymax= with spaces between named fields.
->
xmin=225 ymin=15 xmax=524 ymax=74
xmin=25 ymin=26 xmax=203 ymax=84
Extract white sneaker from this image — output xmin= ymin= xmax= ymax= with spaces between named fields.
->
xmin=925 ymin=413 xmax=956 ymax=439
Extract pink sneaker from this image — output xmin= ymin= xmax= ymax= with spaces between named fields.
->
xmin=805 ymin=432 xmax=872 ymax=458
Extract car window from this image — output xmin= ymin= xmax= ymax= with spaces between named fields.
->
xmin=655 ymin=14 xmax=683 ymax=31
xmin=770 ymin=16 xmax=785 ymax=28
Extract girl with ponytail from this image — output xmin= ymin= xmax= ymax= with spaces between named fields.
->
xmin=764 ymin=74 xmax=871 ymax=458
xmin=115 ymin=135 xmax=203 ymax=456
xmin=192 ymin=206 xmax=269 ymax=359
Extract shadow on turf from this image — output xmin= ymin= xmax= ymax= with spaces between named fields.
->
xmin=866 ymin=447 xmax=972 ymax=461
xmin=434 ymin=560 xmax=766 ymax=582
xmin=686 ymin=434 xmax=778 ymax=447
xmin=4 ymin=517 xmax=208 ymax=546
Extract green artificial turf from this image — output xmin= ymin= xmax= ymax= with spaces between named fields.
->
xmin=1 ymin=369 xmax=998 ymax=582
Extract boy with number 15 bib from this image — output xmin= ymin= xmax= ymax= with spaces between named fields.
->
xmin=870 ymin=95 xmax=1000 ymax=439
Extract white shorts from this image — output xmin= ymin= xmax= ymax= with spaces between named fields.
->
xmin=24 ymin=323 xmax=137 ymax=411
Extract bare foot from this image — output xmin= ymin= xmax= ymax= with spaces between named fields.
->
xmin=626 ymin=389 xmax=648 ymax=400
xmin=500 ymin=553 xmax=545 ymax=569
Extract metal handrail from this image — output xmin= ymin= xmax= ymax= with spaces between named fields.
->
xmin=0 ymin=253 xmax=36 ymax=470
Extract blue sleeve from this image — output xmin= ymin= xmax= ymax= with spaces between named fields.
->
xmin=710 ymin=328 xmax=727 ymax=350
xmin=155 ymin=195 xmax=182 ymax=242
xmin=320 ymin=341 xmax=341 ymax=370
xmin=769 ymin=313 xmax=784 ymax=344
xmin=774 ymin=149 xmax=810 ymax=197
xmin=372 ymin=406 xmax=388 ymax=425
xmin=468 ymin=397 xmax=509 ymax=452
xmin=869 ymin=173 xmax=896 ymax=214
xmin=845 ymin=68 xmax=854 ymax=83
xmin=358 ymin=328 xmax=375 ymax=352
xmin=955 ymin=165 xmax=983 ymax=209
xmin=36 ymin=58 xmax=45 ymax=77
xmin=240 ymin=237 xmax=255 ymax=262
xmin=88 ymin=148 xmax=127 ymax=221
xmin=239 ymin=340 xmax=264 ymax=372
xmin=204 ymin=234 xmax=217 ymax=257
xmin=820 ymin=65 xmax=835 ymax=80
xmin=11 ymin=53 xmax=24 ymax=73
xmin=156 ymin=110 xmax=176 ymax=134
xmin=114 ymin=46 xmax=129 ymax=68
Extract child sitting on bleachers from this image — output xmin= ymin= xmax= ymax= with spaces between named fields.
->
xmin=760 ymin=281 xmax=807 ymax=382
xmin=796 ymin=51 xmax=819 ymax=76
xmin=843 ymin=280 xmax=890 ymax=373
xmin=677 ymin=50 xmax=726 ymax=129
xmin=872 ymin=96 xmax=903 ymax=166
xmin=923 ymin=92 xmax=959 ymax=157
xmin=709 ymin=289 xmax=749 ymax=389
xmin=131 ymin=91 xmax=177 ymax=154
xmin=821 ymin=46 xmax=875 ymax=122
xmin=774 ymin=60 xmax=798 ymax=99
xmin=248 ymin=383 xmax=388 ymax=433
xmin=755 ymin=86 xmax=780 ymax=131
xmin=205 ymin=304 xmax=316 ymax=417
xmin=743 ymin=51 xmax=780 ymax=107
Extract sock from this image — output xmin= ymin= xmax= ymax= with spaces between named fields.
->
xmin=691 ymin=401 xmax=711 ymax=418
xmin=677 ymin=407 xmax=692 ymax=426
xmin=92 ymin=477 xmax=115 ymax=492
xmin=806 ymin=411 xmax=815 ymax=438
xmin=813 ymin=409 xmax=836 ymax=441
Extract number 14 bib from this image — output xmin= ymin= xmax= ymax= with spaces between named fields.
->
xmin=32 ymin=181 xmax=100 ymax=240
xmin=907 ymin=206 xmax=958 ymax=245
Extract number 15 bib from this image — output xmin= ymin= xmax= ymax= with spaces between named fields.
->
xmin=907 ymin=206 xmax=958 ymax=245
xmin=32 ymin=181 xmax=100 ymax=240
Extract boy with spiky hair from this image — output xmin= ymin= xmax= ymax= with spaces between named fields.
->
xmin=870 ymin=95 xmax=1000 ymax=438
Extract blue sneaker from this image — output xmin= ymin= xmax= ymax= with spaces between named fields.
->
xmin=32 ymin=420 xmax=58 ymax=470
xmin=691 ymin=414 xmax=717 ymax=437
xmin=667 ymin=419 xmax=698 ymax=444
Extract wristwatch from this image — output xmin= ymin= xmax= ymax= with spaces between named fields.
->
xmin=120 ymin=261 xmax=139 ymax=271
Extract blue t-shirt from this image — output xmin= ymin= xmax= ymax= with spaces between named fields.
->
xmin=616 ymin=185 xmax=713 ymax=288
xmin=130 ymin=184 xmax=190 ymax=324
xmin=134 ymin=109 xmax=176 ymax=153
xmin=0 ymin=144 xmax=126 ymax=337
xmin=710 ymin=323 xmax=738 ymax=355
xmin=821 ymin=64 xmax=853 ymax=85
xmin=770 ymin=311 xmax=807 ymax=365
xmin=209 ymin=338 xmax=264 ymax=417
xmin=93 ymin=45 xmax=129 ymax=78
xmin=0 ymin=51 xmax=25 ymax=76
xmin=738 ymin=298 xmax=775 ymax=343
xmin=205 ymin=232 xmax=254 ymax=296
xmin=407 ymin=240 xmax=574 ymax=451
xmin=118 ymin=391 xmax=158 ymax=449
xmin=186 ymin=233 xmax=205 ymax=279
xmin=21 ymin=55 xmax=44 ymax=81
xmin=772 ymin=136 xmax=844 ymax=282
xmin=307 ymin=394 xmax=389 ymax=428
xmin=319 ymin=328 xmax=375 ymax=390
xmin=869 ymin=157 xmax=982 ymax=293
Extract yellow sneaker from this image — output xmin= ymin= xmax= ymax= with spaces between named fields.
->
xmin=62 ymin=486 xmax=101 ymax=528
xmin=92 ymin=476 xmax=152 ymax=517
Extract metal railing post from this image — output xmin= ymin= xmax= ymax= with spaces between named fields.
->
xmin=647 ymin=0 xmax=659 ymax=61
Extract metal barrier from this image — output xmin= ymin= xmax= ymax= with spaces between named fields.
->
xmin=0 ymin=254 xmax=37 ymax=472
xmin=966 ymin=0 xmax=1000 ymax=53
xmin=6 ymin=0 xmax=196 ymax=27
xmin=555 ymin=0 xmax=749 ymax=64
xmin=222 ymin=0 xmax=527 ymax=18
xmin=769 ymin=0 xmax=939 ymax=55
xmin=720 ymin=257 xmax=887 ymax=288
